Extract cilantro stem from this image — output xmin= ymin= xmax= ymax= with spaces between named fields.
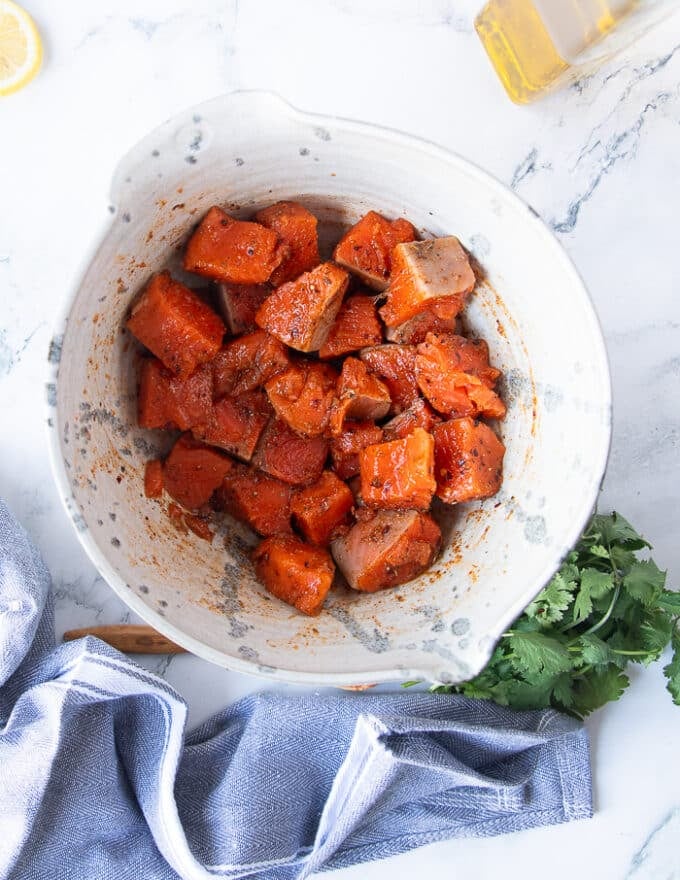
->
xmin=610 ymin=649 xmax=650 ymax=657
xmin=582 ymin=584 xmax=620 ymax=636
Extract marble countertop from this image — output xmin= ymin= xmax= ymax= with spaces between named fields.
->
xmin=2 ymin=1 xmax=679 ymax=877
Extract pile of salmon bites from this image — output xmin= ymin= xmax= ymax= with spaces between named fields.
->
xmin=127 ymin=202 xmax=506 ymax=617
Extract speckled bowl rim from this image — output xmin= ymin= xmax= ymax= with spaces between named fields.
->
xmin=45 ymin=90 xmax=612 ymax=685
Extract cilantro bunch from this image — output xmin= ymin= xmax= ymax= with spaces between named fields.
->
xmin=425 ymin=513 xmax=680 ymax=717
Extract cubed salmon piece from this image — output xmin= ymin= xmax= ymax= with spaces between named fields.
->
xmin=144 ymin=459 xmax=164 ymax=498
xmin=330 ymin=357 xmax=391 ymax=435
xmin=255 ymin=201 xmax=320 ymax=286
xmin=184 ymin=512 xmax=215 ymax=542
xmin=385 ymin=308 xmax=459 ymax=345
xmin=380 ymin=237 xmax=475 ymax=328
xmin=127 ymin=272 xmax=225 ymax=378
xmin=252 ymin=535 xmax=335 ymax=616
xmin=167 ymin=504 xmax=213 ymax=541
xmin=331 ymin=509 xmax=441 ymax=592
xmin=415 ymin=333 xmax=505 ymax=419
xmin=265 ymin=361 xmax=338 ymax=437
xmin=253 ymin=417 xmax=328 ymax=485
xmin=417 ymin=333 xmax=501 ymax=386
xmin=138 ymin=358 xmax=212 ymax=431
xmin=318 ymin=295 xmax=383 ymax=359
xmin=194 ymin=391 xmax=271 ymax=461
xmin=383 ymin=399 xmax=440 ymax=441
xmin=290 ymin=470 xmax=354 ymax=546
xmin=359 ymin=344 xmax=420 ymax=415
xmin=333 ymin=211 xmax=416 ymax=291
xmin=359 ymin=427 xmax=436 ymax=510
xmin=256 ymin=262 xmax=349 ymax=352
xmin=434 ymin=418 xmax=505 ymax=503
xmin=163 ymin=433 xmax=233 ymax=510
xmin=216 ymin=282 xmax=271 ymax=335
xmin=212 ymin=330 xmax=291 ymax=397
xmin=214 ymin=465 xmax=293 ymax=536
xmin=419 ymin=371 xmax=507 ymax=420
xmin=183 ymin=206 xmax=287 ymax=284
xmin=330 ymin=421 xmax=384 ymax=480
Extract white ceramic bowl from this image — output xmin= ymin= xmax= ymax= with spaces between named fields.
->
xmin=47 ymin=91 xmax=611 ymax=687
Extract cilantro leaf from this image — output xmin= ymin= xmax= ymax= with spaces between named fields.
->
xmin=639 ymin=610 xmax=674 ymax=657
xmin=581 ymin=568 xmax=615 ymax=600
xmin=551 ymin=674 xmax=574 ymax=709
xmin=512 ymin=616 xmax=545 ymax=634
xmin=663 ymin=629 xmax=680 ymax=705
xmin=560 ymin=562 xmax=581 ymax=583
xmin=609 ymin=589 xmax=639 ymax=625
xmin=455 ymin=679 xmax=496 ymax=701
xmin=572 ymin=581 xmax=592 ymax=624
xmin=576 ymin=633 xmax=613 ymax=668
xmin=572 ymin=666 xmax=629 ymax=716
xmin=589 ymin=512 xmax=651 ymax=551
xmin=500 ymin=678 xmax=554 ymax=710
xmin=508 ymin=632 xmax=572 ymax=677
xmin=524 ymin=572 xmax=574 ymax=626
xmin=623 ymin=559 xmax=666 ymax=606
xmin=658 ymin=590 xmax=680 ymax=614
xmin=606 ymin=629 xmax=654 ymax=666
xmin=610 ymin=544 xmax=638 ymax=573
xmin=430 ymin=510 xmax=678 ymax=717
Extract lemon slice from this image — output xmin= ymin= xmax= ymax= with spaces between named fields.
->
xmin=0 ymin=0 xmax=42 ymax=97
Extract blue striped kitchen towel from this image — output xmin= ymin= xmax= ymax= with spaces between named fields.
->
xmin=0 ymin=500 xmax=591 ymax=879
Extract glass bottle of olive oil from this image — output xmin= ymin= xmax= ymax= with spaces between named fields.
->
xmin=475 ymin=0 xmax=677 ymax=104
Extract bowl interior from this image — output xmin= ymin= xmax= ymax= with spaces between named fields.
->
xmin=49 ymin=93 xmax=611 ymax=685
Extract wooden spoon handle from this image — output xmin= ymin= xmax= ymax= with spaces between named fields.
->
xmin=63 ymin=624 xmax=187 ymax=655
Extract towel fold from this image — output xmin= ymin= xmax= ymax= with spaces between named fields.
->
xmin=0 ymin=501 xmax=592 ymax=879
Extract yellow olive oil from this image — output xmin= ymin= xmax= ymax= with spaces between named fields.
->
xmin=475 ymin=0 xmax=636 ymax=103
